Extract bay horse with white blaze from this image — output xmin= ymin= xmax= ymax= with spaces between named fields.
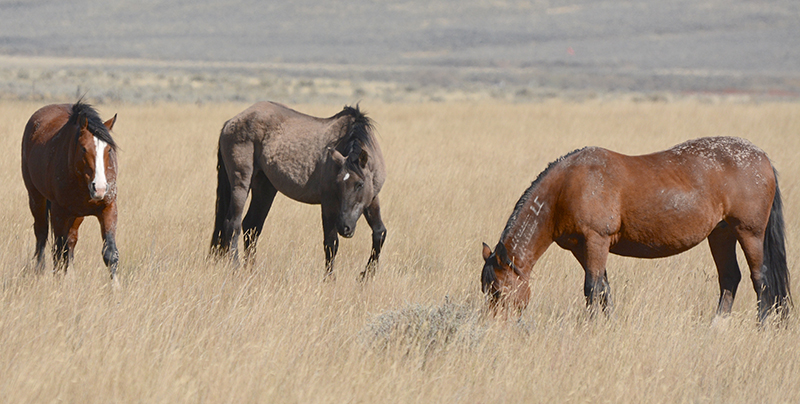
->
xmin=482 ymin=137 xmax=789 ymax=322
xmin=21 ymin=101 xmax=119 ymax=279
xmin=211 ymin=102 xmax=386 ymax=281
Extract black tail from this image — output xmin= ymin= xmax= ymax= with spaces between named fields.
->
xmin=210 ymin=145 xmax=231 ymax=256
xmin=761 ymin=167 xmax=791 ymax=319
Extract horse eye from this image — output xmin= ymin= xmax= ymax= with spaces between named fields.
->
xmin=355 ymin=181 xmax=364 ymax=190
xmin=82 ymin=146 xmax=87 ymax=153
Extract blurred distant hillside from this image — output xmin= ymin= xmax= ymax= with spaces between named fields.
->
xmin=1 ymin=0 xmax=798 ymax=102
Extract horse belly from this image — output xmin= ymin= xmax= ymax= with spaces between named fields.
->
xmin=610 ymin=236 xmax=708 ymax=258
xmin=612 ymin=202 xmax=719 ymax=259
xmin=258 ymin=146 xmax=323 ymax=204
xmin=263 ymin=169 xmax=321 ymax=204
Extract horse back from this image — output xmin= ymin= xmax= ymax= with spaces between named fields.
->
xmin=552 ymin=138 xmax=774 ymax=257
xmin=219 ymin=102 xmax=350 ymax=203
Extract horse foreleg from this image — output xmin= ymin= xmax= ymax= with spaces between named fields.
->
xmin=360 ymin=196 xmax=386 ymax=281
xmin=574 ymin=234 xmax=613 ymax=315
xmin=708 ymin=224 xmax=741 ymax=316
xmin=27 ymin=193 xmax=49 ymax=273
xmin=241 ymin=171 xmax=277 ymax=268
xmin=583 ymin=271 xmax=612 ymax=316
xmin=51 ymin=211 xmax=80 ymax=274
xmin=322 ymin=210 xmax=339 ymax=281
xmin=99 ymin=205 xmax=119 ymax=280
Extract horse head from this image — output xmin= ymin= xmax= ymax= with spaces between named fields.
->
xmin=70 ymin=110 xmax=117 ymax=202
xmin=329 ymin=146 xmax=375 ymax=238
xmin=482 ymin=242 xmax=530 ymax=313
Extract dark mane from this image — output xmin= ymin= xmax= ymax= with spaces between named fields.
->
xmin=68 ymin=100 xmax=117 ymax=150
xmin=500 ymin=147 xmax=585 ymax=240
xmin=332 ymin=104 xmax=375 ymax=153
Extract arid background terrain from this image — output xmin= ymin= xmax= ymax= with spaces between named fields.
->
xmin=1 ymin=1 xmax=800 ymax=403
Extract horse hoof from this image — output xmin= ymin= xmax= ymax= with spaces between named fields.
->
xmin=711 ymin=315 xmax=731 ymax=330
xmin=110 ymin=275 xmax=121 ymax=291
xmin=358 ymin=270 xmax=374 ymax=283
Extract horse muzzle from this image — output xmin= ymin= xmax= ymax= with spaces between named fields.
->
xmin=89 ymin=182 xmax=107 ymax=201
xmin=338 ymin=224 xmax=355 ymax=238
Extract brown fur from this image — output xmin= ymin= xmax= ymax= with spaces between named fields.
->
xmin=482 ymin=137 xmax=790 ymax=321
xmin=211 ymin=102 xmax=387 ymax=281
xmin=21 ymin=102 xmax=119 ymax=278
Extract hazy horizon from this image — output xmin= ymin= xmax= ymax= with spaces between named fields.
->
xmin=2 ymin=0 xmax=799 ymax=98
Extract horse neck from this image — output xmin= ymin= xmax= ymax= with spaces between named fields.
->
xmin=499 ymin=173 xmax=558 ymax=274
xmin=330 ymin=115 xmax=354 ymax=147
xmin=61 ymin=125 xmax=83 ymax=181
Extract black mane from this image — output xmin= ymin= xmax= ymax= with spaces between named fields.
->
xmin=331 ymin=105 xmax=375 ymax=172
xmin=332 ymin=104 xmax=375 ymax=153
xmin=68 ymin=100 xmax=117 ymax=150
xmin=500 ymin=147 xmax=585 ymax=240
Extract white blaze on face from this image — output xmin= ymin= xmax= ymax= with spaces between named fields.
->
xmin=92 ymin=136 xmax=108 ymax=199
xmin=343 ymin=173 xmax=350 ymax=181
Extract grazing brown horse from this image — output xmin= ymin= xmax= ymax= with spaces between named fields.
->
xmin=21 ymin=101 xmax=120 ymax=279
xmin=482 ymin=137 xmax=790 ymax=322
xmin=210 ymin=102 xmax=386 ymax=281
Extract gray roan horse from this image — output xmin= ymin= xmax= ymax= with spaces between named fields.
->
xmin=210 ymin=102 xmax=387 ymax=280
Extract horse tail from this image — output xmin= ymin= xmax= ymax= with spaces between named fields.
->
xmin=210 ymin=143 xmax=231 ymax=256
xmin=761 ymin=167 xmax=791 ymax=317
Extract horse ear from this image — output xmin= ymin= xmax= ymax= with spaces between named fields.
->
xmin=328 ymin=147 xmax=346 ymax=167
xmin=358 ymin=149 xmax=369 ymax=168
xmin=104 ymin=114 xmax=117 ymax=131
xmin=482 ymin=242 xmax=492 ymax=261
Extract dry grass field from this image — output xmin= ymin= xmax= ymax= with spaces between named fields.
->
xmin=0 ymin=100 xmax=799 ymax=403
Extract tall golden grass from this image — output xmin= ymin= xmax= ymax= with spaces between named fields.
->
xmin=1 ymin=100 xmax=799 ymax=403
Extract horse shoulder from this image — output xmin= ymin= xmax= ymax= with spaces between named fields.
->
xmin=558 ymin=147 xmax=620 ymax=192
xmin=555 ymin=149 xmax=626 ymax=233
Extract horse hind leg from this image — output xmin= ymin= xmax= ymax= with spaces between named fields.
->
xmin=242 ymin=171 xmax=278 ymax=267
xmin=708 ymin=223 xmax=741 ymax=316
xmin=217 ymin=140 xmax=256 ymax=263
xmin=737 ymin=228 xmax=785 ymax=323
xmin=218 ymin=155 xmax=258 ymax=265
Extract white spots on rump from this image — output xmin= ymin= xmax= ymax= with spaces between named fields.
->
xmin=669 ymin=136 xmax=764 ymax=170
